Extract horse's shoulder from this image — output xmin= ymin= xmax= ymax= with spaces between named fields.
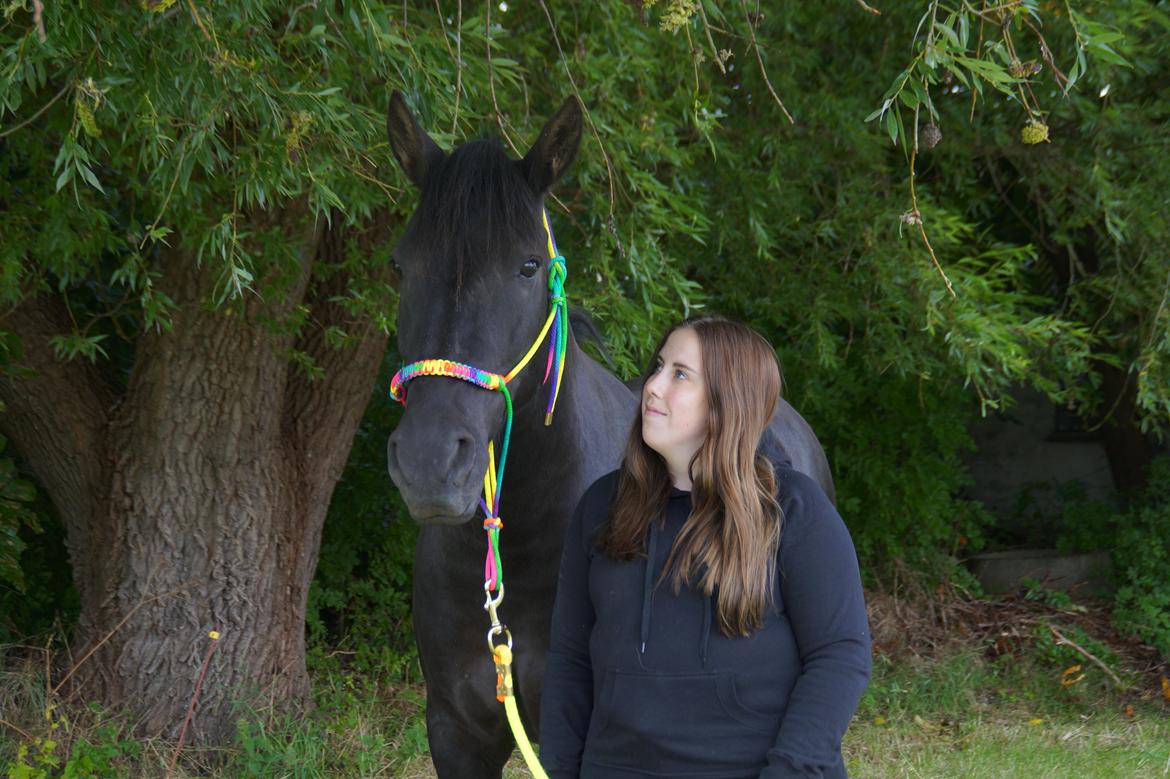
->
xmin=774 ymin=464 xmax=841 ymax=544
xmin=775 ymin=464 xmax=826 ymax=502
xmin=578 ymin=469 xmax=621 ymax=515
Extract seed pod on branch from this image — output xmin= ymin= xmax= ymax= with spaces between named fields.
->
xmin=921 ymin=123 xmax=942 ymax=150
xmin=1021 ymin=119 xmax=1050 ymax=145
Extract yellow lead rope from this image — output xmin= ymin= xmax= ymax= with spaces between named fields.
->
xmin=493 ymin=645 xmax=548 ymax=778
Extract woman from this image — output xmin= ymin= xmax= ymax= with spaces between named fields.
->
xmin=540 ymin=316 xmax=871 ymax=779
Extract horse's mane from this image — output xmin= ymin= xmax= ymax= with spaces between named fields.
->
xmin=412 ymin=138 xmax=540 ymax=298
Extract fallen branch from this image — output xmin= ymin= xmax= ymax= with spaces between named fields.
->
xmin=166 ymin=629 xmax=222 ymax=779
xmin=0 ymin=718 xmax=34 ymax=741
xmin=1048 ymin=622 xmax=1125 ymax=689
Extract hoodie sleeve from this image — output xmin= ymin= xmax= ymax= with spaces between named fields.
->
xmin=761 ymin=471 xmax=871 ymax=779
xmin=539 ymin=476 xmax=609 ymax=778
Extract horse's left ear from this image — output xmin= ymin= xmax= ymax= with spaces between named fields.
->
xmin=520 ymin=96 xmax=583 ymax=194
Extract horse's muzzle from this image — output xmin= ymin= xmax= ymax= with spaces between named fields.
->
xmin=386 ymin=425 xmax=486 ymax=525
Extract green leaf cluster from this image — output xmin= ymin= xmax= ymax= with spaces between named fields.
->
xmin=0 ymin=430 xmax=39 ymax=593
xmin=307 ymin=362 xmax=417 ymax=674
xmin=1111 ymin=455 xmax=1170 ymax=658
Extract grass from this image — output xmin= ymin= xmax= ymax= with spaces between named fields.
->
xmin=847 ymin=717 xmax=1170 ymax=778
xmin=2 ymin=610 xmax=1168 ymax=777
xmin=844 ymin=649 xmax=1170 ymax=778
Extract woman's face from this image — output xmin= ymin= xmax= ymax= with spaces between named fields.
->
xmin=641 ymin=327 xmax=709 ymax=479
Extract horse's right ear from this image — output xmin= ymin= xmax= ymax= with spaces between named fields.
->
xmin=387 ymin=90 xmax=444 ymax=188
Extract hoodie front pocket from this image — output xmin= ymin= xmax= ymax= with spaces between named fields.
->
xmin=588 ymin=668 xmax=779 ymax=775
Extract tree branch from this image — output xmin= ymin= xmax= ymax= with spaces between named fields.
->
xmin=0 ymin=294 xmax=115 ymax=552
xmin=283 ymin=216 xmax=397 ymax=496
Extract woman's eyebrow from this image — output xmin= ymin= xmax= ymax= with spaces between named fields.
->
xmin=670 ymin=360 xmax=696 ymax=373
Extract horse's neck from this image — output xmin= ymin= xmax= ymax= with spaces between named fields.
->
xmin=503 ymin=337 xmax=633 ymax=524
xmin=495 ymin=336 xmax=590 ymax=488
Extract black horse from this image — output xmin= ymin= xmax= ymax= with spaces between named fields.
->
xmin=384 ymin=92 xmax=834 ymax=778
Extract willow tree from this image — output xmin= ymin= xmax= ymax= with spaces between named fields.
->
xmin=0 ymin=0 xmax=710 ymax=741
xmin=1 ymin=4 xmax=402 ymax=741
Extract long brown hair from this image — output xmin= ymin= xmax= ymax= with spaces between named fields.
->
xmin=600 ymin=315 xmax=783 ymax=636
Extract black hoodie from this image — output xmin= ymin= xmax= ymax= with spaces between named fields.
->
xmin=539 ymin=465 xmax=871 ymax=778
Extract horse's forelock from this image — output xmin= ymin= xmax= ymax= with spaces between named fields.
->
xmin=411 ymin=139 xmax=542 ymax=287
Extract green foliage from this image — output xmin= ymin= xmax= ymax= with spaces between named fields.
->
xmin=644 ymin=0 xmax=1165 ymax=566
xmin=0 ymin=431 xmax=39 ymax=594
xmin=6 ymin=739 xmax=58 ymax=779
xmin=0 ymin=511 xmax=78 ymax=642
xmin=1111 ymin=456 xmax=1170 ymax=658
xmin=859 ymin=650 xmax=991 ymax=721
xmin=307 ymin=359 xmax=417 ymax=673
xmin=849 ymin=680 xmax=1169 ymax=779
xmin=59 ymin=723 xmax=142 ymax=779
xmin=858 ymin=637 xmax=1134 ymax=730
xmin=800 ymin=363 xmax=991 ymax=565
xmin=1020 ymin=577 xmax=1078 ymax=611
xmin=2 ymin=703 xmax=84 ymax=779
xmin=866 ymin=1 xmax=1136 ymax=149
xmin=0 ymin=456 xmax=78 ymax=640
xmin=0 ymin=646 xmax=429 ymax=777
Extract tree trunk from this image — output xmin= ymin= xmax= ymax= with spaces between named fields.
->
xmin=1039 ymin=238 xmax=1154 ymax=496
xmin=0 ymin=210 xmax=394 ymax=742
xmin=1097 ymin=362 xmax=1154 ymax=495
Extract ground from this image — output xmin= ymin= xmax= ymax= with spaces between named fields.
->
xmin=2 ymin=582 xmax=1167 ymax=777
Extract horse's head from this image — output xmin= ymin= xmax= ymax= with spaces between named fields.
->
xmin=384 ymin=91 xmax=582 ymax=525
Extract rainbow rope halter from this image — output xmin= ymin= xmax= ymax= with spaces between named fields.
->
xmin=388 ymin=206 xmax=568 ymax=641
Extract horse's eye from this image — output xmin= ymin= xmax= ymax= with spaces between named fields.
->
xmin=520 ymin=258 xmax=540 ymax=278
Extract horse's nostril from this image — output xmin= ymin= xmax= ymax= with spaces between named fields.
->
xmin=449 ymin=434 xmax=476 ymax=487
xmin=387 ymin=435 xmax=406 ymax=484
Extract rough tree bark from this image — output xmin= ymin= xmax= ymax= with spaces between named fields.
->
xmin=0 ymin=207 xmax=395 ymax=742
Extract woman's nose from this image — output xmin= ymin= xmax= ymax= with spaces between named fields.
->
xmin=644 ymin=372 xmax=664 ymax=398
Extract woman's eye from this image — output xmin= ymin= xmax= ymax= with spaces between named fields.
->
xmin=674 ymin=369 xmax=687 ymax=380
xmin=520 ymin=258 xmax=540 ymax=278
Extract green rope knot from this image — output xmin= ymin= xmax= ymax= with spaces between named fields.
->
xmin=548 ymin=256 xmax=567 ymax=290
